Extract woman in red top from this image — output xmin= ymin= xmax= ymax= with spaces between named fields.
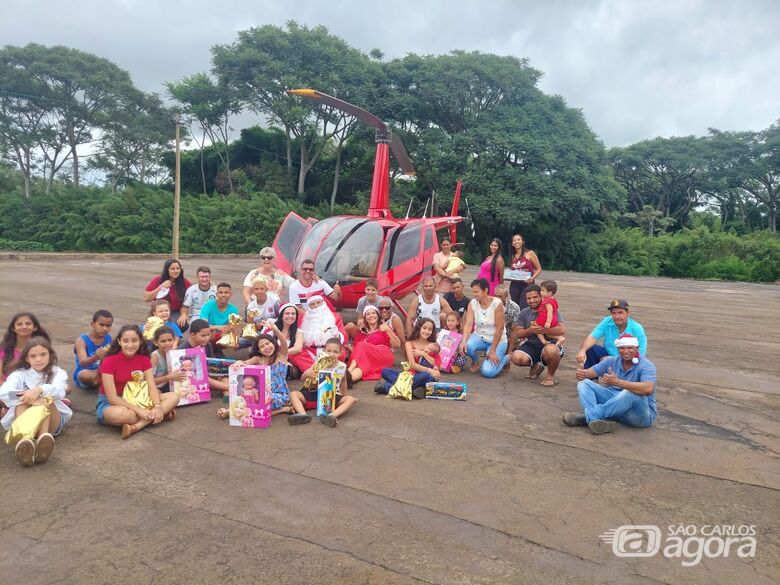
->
xmin=143 ymin=259 xmax=192 ymax=323
xmin=346 ymin=305 xmax=400 ymax=383
xmin=97 ymin=325 xmax=179 ymax=439
xmin=508 ymin=233 xmax=542 ymax=308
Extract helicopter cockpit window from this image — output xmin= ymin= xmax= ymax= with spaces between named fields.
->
xmin=382 ymin=222 xmax=422 ymax=271
xmin=293 ymin=216 xmax=341 ymax=274
xmin=312 ymin=219 xmax=383 ymax=282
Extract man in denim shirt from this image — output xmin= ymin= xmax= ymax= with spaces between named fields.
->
xmin=564 ymin=334 xmax=657 ymax=435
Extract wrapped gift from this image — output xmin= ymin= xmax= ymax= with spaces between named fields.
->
xmin=122 ymin=371 xmax=154 ymax=409
xmin=317 ymin=365 xmax=345 ymax=416
xmin=387 ymin=361 xmax=413 ymax=401
xmin=436 ymin=330 xmax=463 ymax=373
xmin=167 ymin=347 xmax=210 ymax=406
xmin=229 ymin=364 xmax=271 ymax=428
xmin=242 ymin=309 xmax=260 ymax=338
xmin=424 ymin=381 xmax=468 ymax=400
xmin=143 ymin=316 xmax=165 ymax=341
xmin=504 ymin=269 xmax=532 ymax=282
xmin=3 ymin=398 xmax=52 ymax=445
xmin=217 ymin=314 xmax=242 ymax=349
xmin=303 ymin=352 xmax=340 ymax=391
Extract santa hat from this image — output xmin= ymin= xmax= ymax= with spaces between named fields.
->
xmin=306 ymin=295 xmax=325 ymax=308
xmin=363 ymin=304 xmax=379 ymax=316
xmin=615 ymin=334 xmax=641 ymax=364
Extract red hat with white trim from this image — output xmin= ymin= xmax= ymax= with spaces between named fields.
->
xmin=615 ymin=334 xmax=640 ymax=364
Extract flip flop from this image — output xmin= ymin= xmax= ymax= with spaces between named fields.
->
xmin=540 ymin=378 xmax=559 ymax=387
xmin=527 ymin=364 xmax=545 ymax=379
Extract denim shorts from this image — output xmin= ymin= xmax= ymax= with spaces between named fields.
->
xmin=95 ymin=394 xmax=110 ymax=424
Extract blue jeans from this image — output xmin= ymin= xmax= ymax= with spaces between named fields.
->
xmin=584 ymin=345 xmax=609 ymax=369
xmin=465 ymin=335 xmax=508 ymax=378
xmin=378 ymin=367 xmax=434 ymax=394
xmin=576 ymin=379 xmax=654 ymax=427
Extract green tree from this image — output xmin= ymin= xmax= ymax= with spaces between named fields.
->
xmin=212 ymin=21 xmax=375 ymax=197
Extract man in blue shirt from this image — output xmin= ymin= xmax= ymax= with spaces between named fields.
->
xmin=564 ymin=333 xmax=657 ymax=434
xmin=575 ymin=299 xmax=647 ymax=368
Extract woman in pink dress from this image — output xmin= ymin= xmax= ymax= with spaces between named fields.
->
xmin=347 ymin=305 xmax=400 ymax=383
xmin=477 ymin=238 xmax=505 ymax=295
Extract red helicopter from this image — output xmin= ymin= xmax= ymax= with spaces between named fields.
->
xmin=272 ymin=89 xmax=473 ymax=312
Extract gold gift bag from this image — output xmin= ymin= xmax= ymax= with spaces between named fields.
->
xmin=303 ymin=352 xmax=339 ymax=391
xmin=143 ymin=316 xmax=165 ymax=341
xmin=4 ymin=398 xmax=52 ymax=445
xmin=217 ymin=314 xmax=242 ymax=349
xmin=387 ymin=362 xmax=413 ymax=401
xmin=242 ymin=310 xmax=260 ymax=338
xmin=122 ymin=371 xmax=154 ymax=410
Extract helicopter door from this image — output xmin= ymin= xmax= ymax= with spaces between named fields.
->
xmin=377 ymin=221 xmax=424 ymax=295
xmin=272 ymin=212 xmax=311 ymax=274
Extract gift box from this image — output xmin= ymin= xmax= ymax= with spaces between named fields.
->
xmin=167 ymin=347 xmax=211 ymax=406
xmin=424 ymin=382 xmax=468 ymax=400
xmin=436 ymin=330 xmax=463 ymax=373
xmin=317 ymin=366 xmax=344 ymax=416
xmin=207 ymin=357 xmax=236 ymax=377
xmin=229 ymin=364 xmax=271 ymax=428
xmin=504 ymin=269 xmax=532 ymax=282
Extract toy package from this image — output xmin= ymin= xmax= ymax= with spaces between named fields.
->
xmin=167 ymin=347 xmax=210 ymax=406
xmin=228 ymin=364 xmax=271 ymax=428
xmin=436 ymin=330 xmax=463 ymax=373
xmin=317 ymin=366 xmax=345 ymax=416
xmin=424 ymin=381 xmax=468 ymax=400
xmin=207 ymin=357 xmax=235 ymax=377
xmin=504 ymin=269 xmax=532 ymax=282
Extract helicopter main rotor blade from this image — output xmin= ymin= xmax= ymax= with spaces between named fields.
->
xmin=288 ymin=88 xmax=415 ymax=175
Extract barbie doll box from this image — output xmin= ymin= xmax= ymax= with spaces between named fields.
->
xmin=167 ymin=347 xmax=210 ymax=406
xmin=228 ymin=364 xmax=271 ymax=428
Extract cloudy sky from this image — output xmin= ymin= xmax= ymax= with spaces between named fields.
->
xmin=1 ymin=0 xmax=778 ymax=146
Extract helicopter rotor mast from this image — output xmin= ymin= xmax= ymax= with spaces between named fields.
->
xmin=287 ymin=89 xmax=415 ymax=219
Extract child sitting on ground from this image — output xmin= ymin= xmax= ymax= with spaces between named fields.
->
xmin=178 ymin=319 xmax=228 ymax=396
xmin=72 ymin=309 xmax=114 ymax=389
xmin=289 ymin=337 xmax=356 ymax=427
xmin=150 ymin=326 xmax=187 ymax=393
xmin=437 ymin=311 xmax=469 ymax=373
xmin=0 ymin=337 xmax=72 ymax=466
xmin=535 ymin=280 xmax=565 ymax=348
xmin=142 ymin=300 xmax=183 ymax=348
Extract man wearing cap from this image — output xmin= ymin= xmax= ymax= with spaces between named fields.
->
xmin=575 ymin=299 xmax=647 ymax=369
xmin=563 ymin=333 xmax=657 ymax=434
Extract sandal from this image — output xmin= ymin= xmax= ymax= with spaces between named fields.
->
xmin=527 ymin=364 xmax=545 ymax=379
xmin=217 ymin=408 xmax=229 ymax=420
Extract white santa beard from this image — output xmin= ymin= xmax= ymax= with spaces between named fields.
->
xmin=301 ymin=306 xmax=338 ymax=347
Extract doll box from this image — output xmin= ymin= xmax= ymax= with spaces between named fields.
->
xmin=424 ymin=382 xmax=468 ymax=400
xmin=436 ymin=330 xmax=463 ymax=373
xmin=167 ymin=347 xmax=211 ymax=407
xmin=228 ymin=364 xmax=271 ymax=428
xmin=316 ymin=366 xmax=345 ymax=417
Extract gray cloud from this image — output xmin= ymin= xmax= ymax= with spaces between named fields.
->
xmin=1 ymin=0 xmax=777 ymax=146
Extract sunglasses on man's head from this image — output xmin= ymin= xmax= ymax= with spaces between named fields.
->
xmin=260 ymin=255 xmax=274 ymax=260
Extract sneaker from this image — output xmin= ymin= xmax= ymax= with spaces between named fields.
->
xmin=374 ymin=381 xmax=387 ymax=394
xmin=562 ymin=412 xmax=587 ymax=427
xmin=320 ymin=414 xmax=338 ymax=428
xmin=588 ymin=419 xmax=616 ymax=435
xmin=411 ymin=386 xmax=426 ymax=400
xmin=287 ymin=413 xmax=312 ymax=425
xmin=15 ymin=438 xmax=36 ymax=467
xmin=35 ymin=433 xmax=55 ymax=464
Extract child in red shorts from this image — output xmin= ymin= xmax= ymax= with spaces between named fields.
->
xmin=535 ymin=280 xmax=565 ymax=348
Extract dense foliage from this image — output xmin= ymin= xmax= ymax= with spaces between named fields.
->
xmin=1 ymin=24 xmax=778 ymax=282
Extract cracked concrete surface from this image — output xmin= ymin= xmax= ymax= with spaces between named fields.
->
xmin=0 ymin=255 xmax=778 ymax=585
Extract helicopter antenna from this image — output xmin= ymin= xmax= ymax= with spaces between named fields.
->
xmin=422 ymin=198 xmax=430 ymax=219
xmin=465 ymin=197 xmax=476 ymax=238
xmin=404 ymin=197 xmax=414 ymax=220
